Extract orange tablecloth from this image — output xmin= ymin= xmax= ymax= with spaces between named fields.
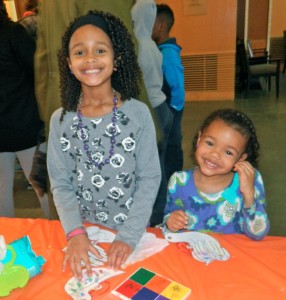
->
xmin=0 ymin=217 xmax=286 ymax=300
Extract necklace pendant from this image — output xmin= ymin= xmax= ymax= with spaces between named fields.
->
xmin=77 ymin=90 xmax=118 ymax=169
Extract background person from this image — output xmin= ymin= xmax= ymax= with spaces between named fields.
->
xmin=131 ymin=0 xmax=171 ymax=226
xmin=0 ymin=0 xmax=49 ymax=218
xmin=150 ymin=3 xmax=185 ymax=225
xmin=18 ymin=0 xmax=38 ymax=41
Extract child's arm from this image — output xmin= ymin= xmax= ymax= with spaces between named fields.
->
xmin=166 ymin=210 xmax=188 ymax=232
xmin=63 ymin=233 xmax=102 ymax=280
xmin=163 ymin=172 xmax=188 ymax=232
xmin=235 ymin=163 xmax=270 ymax=240
xmin=112 ymin=103 xmax=161 ymax=250
xmin=47 ymin=110 xmax=83 ymax=233
xmin=234 ymin=161 xmax=256 ymax=208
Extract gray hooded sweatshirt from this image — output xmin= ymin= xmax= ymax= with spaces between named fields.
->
xmin=131 ymin=0 xmax=166 ymax=108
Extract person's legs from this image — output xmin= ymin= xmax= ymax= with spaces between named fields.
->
xmin=165 ymin=108 xmax=184 ymax=181
xmin=150 ymin=102 xmax=173 ymax=226
xmin=155 ymin=102 xmax=174 ymax=175
xmin=17 ymin=144 xmax=50 ymax=218
xmin=0 ymin=152 xmax=16 ymax=217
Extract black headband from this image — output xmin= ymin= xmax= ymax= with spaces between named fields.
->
xmin=69 ymin=14 xmax=111 ymax=41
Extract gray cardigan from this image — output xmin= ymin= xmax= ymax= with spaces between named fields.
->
xmin=47 ymin=99 xmax=161 ymax=248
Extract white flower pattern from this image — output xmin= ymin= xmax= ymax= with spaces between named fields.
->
xmin=61 ymin=109 xmax=136 ymax=227
xmin=122 ymin=136 xmax=135 ymax=152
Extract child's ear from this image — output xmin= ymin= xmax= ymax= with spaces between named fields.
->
xmin=158 ymin=20 xmax=165 ymax=32
xmin=66 ymin=58 xmax=74 ymax=74
xmin=196 ymin=131 xmax=202 ymax=146
xmin=66 ymin=57 xmax=72 ymax=68
xmin=238 ymin=153 xmax=248 ymax=162
xmin=196 ymin=131 xmax=202 ymax=144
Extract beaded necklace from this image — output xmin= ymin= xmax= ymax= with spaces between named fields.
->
xmin=77 ymin=91 xmax=118 ymax=168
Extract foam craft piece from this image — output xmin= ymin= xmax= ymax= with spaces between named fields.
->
xmin=121 ymin=232 xmax=169 ymax=268
xmin=86 ymin=226 xmax=116 ymax=243
xmin=164 ymin=231 xmax=230 ymax=264
xmin=164 ymin=231 xmax=219 ymax=246
xmin=64 ymin=267 xmax=124 ymax=300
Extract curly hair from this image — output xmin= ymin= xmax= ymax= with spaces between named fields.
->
xmin=58 ymin=10 xmax=142 ymax=121
xmin=191 ymin=108 xmax=260 ymax=168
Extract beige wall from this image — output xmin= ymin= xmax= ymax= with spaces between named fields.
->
xmin=156 ymin=0 xmax=237 ymax=55
xmin=271 ymin=0 xmax=286 ymax=37
xmin=156 ymin=0 xmax=237 ymax=101
xmin=248 ymin=0 xmax=269 ymax=49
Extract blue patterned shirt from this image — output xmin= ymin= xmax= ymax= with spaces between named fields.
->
xmin=164 ymin=169 xmax=269 ymax=240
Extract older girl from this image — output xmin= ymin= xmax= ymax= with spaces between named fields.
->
xmin=47 ymin=10 xmax=161 ymax=278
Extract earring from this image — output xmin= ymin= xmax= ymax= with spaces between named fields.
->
xmin=70 ymin=70 xmax=74 ymax=75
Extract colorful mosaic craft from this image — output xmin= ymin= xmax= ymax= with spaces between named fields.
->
xmin=111 ymin=267 xmax=191 ymax=300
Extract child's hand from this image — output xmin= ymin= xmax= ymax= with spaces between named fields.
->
xmin=63 ymin=234 xmax=102 ymax=280
xmin=166 ymin=210 xmax=188 ymax=232
xmin=107 ymin=240 xmax=132 ymax=270
xmin=233 ymin=161 xmax=255 ymax=208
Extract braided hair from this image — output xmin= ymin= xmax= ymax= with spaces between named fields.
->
xmin=191 ymin=108 xmax=260 ymax=168
xmin=58 ymin=10 xmax=142 ymax=122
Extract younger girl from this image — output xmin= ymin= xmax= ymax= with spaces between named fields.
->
xmin=164 ymin=108 xmax=269 ymax=240
xmin=47 ymin=10 xmax=161 ymax=278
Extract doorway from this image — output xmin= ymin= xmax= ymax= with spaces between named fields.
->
xmin=248 ymin=0 xmax=269 ymax=50
xmin=236 ymin=0 xmax=271 ymax=52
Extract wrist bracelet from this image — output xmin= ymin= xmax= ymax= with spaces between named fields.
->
xmin=66 ymin=227 xmax=87 ymax=241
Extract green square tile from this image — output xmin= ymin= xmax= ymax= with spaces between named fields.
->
xmin=130 ymin=268 xmax=156 ymax=285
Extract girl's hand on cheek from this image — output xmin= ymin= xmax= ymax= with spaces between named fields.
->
xmin=166 ymin=210 xmax=188 ymax=232
xmin=234 ymin=161 xmax=255 ymax=207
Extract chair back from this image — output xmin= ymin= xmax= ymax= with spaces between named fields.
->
xmin=237 ymin=39 xmax=249 ymax=76
xmin=247 ymin=40 xmax=254 ymax=58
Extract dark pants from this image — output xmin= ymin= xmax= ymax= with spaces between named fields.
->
xmin=165 ymin=107 xmax=184 ymax=181
xmin=150 ymin=102 xmax=184 ymax=226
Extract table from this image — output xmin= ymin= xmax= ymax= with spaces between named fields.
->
xmin=0 ymin=217 xmax=286 ymax=300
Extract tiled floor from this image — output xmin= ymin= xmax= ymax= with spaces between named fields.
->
xmin=14 ymin=74 xmax=286 ymax=236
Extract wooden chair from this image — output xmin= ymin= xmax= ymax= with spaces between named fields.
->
xmin=283 ymin=31 xmax=286 ymax=74
xmin=237 ymin=39 xmax=281 ymax=98
xmin=247 ymin=40 xmax=268 ymax=65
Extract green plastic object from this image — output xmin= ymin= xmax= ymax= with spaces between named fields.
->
xmin=0 ymin=245 xmax=29 ymax=297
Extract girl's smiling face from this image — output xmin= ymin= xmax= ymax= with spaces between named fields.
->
xmin=68 ymin=24 xmax=115 ymax=89
xmin=196 ymin=119 xmax=248 ymax=177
